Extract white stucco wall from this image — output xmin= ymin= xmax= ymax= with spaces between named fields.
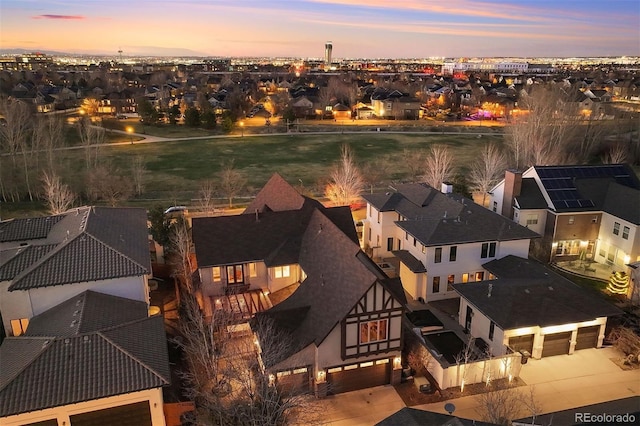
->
xmin=1 ymin=275 xmax=148 ymax=336
xmin=0 ymin=388 xmax=166 ymax=426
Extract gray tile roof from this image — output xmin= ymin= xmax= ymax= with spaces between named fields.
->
xmin=453 ymin=256 xmax=622 ymax=330
xmin=0 ymin=215 xmax=64 ymax=242
xmin=0 ymin=291 xmax=169 ymax=417
xmin=24 ymin=291 xmax=149 ymax=338
xmin=366 ymin=184 xmax=538 ymax=246
xmin=1 ymin=207 xmax=151 ymax=291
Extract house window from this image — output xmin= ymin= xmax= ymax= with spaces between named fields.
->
xmin=434 ymin=247 xmax=442 ymax=263
xmin=11 ymin=318 xmax=29 ymax=336
xmin=413 ymin=237 xmax=417 ymax=247
xmin=447 ymin=274 xmax=455 ymax=291
xmin=613 ymin=222 xmax=620 ymax=235
xmin=462 ymin=273 xmax=469 ymax=283
xmin=249 ymin=262 xmax=257 ymax=277
xmin=387 ymin=237 xmax=394 ymax=252
xmin=475 ymin=271 xmax=485 ymax=281
xmin=489 ymin=321 xmax=495 ymax=341
xmin=274 ymin=265 xmax=290 ymax=279
xmin=492 ymin=201 xmax=497 ymax=212
xmin=432 ymin=276 xmax=440 ymax=293
xmin=526 ymin=214 xmax=538 ymax=225
xmin=449 ymin=246 xmax=457 ymax=262
xmin=360 ymin=319 xmax=388 ymax=344
xmin=226 ymin=265 xmax=244 ymax=284
xmin=368 ymin=228 xmax=371 ymax=242
xmin=212 ymin=266 xmax=221 ymax=282
xmin=568 ymin=216 xmax=575 ymax=225
xmin=481 ymin=242 xmax=497 ymax=258
xmin=623 ymin=226 xmax=630 ymax=240
xmin=405 ymin=232 xmax=408 ymax=240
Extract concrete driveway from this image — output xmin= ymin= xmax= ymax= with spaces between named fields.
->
xmin=313 ymin=385 xmax=405 ymax=426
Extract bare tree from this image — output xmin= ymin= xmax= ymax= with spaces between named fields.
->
xmin=197 ymin=179 xmax=217 ymax=214
xmin=477 ymin=385 xmax=543 ymax=426
xmin=324 ymin=144 xmax=364 ymax=206
xmin=422 ymin=145 xmax=454 ymax=190
xmin=361 ymin=158 xmax=390 ymax=194
xmin=403 ymin=149 xmax=425 ymax=182
xmin=130 ymin=155 xmax=146 ymax=196
xmin=33 ymin=115 xmax=65 ymax=174
xmin=454 ymin=336 xmax=477 ymax=393
xmin=469 ymin=143 xmax=507 ymax=207
xmin=41 ymin=171 xmax=75 ymax=214
xmin=219 ymin=160 xmax=247 ymax=208
xmin=86 ymin=162 xmax=133 ymax=206
xmin=0 ymin=98 xmax=33 ymax=201
xmin=601 ymin=142 xmax=628 ymax=164
xmin=77 ymin=117 xmax=105 ymax=169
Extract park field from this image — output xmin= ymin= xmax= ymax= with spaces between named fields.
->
xmin=2 ymin=132 xmax=504 ymax=217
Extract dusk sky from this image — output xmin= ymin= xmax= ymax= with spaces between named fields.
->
xmin=1 ymin=0 xmax=639 ymax=58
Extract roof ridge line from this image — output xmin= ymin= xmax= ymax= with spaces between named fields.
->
xmin=82 ymin=229 xmax=150 ymax=274
xmin=0 ymin=337 xmax=52 ymax=393
xmin=98 ymin=322 xmax=169 ymax=385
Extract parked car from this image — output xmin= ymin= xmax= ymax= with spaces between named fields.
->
xmin=164 ymin=206 xmax=188 ymax=215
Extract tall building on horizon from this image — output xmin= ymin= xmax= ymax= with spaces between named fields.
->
xmin=324 ymin=41 xmax=332 ymax=65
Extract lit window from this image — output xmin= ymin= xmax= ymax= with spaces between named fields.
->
xmin=462 ymin=273 xmax=469 ymax=283
xmin=435 ymin=247 xmax=442 ymax=263
xmin=226 ymin=265 xmax=244 ymax=284
xmin=475 ymin=271 xmax=485 ymax=281
xmin=212 ymin=266 xmax=221 ymax=282
xmin=432 ymin=276 xmax=440 ymax=293
xmin=274 ymin=265 xmax=290 ymax=279
xmin=10 ymin=318 xmax=29 ymax=336
xmin=447 ymin=274 xmax=455 ymax=291
xmin=622 ymin=226 xmax=630 ymax=240
xmin=449 ymin=246 xmax=457 ymax=262
xmin=249 ymin=262 xmax=257 ymax=277
xmin=360 ymin=319 xmax=388 ymax=343
xmin=613 ymin=222 xmax=620 ymax=235
xmin=526 ymin=214 xmax=538 ymax=225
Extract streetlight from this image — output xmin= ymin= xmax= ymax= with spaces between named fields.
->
xmin=240 ymin=121 xmax=244 ymax=138
xmin=126 ymin=126 xmax=134 ymax=144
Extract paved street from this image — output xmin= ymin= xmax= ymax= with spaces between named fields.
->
xmin=314 ymin=347 xmax=640 ymax=425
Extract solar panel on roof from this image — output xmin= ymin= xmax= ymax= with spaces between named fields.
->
xmin=578 ymin=199 xmax=595 ymax=208
xmin=565 ymin=200 xmax=580 ymax=208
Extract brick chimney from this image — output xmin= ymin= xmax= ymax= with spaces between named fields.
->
xmin=501 ymin=170 xmax=522 ymax=219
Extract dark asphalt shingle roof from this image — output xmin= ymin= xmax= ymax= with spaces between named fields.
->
xmin=454 ymin=256 xmax=622 ymax=330
xmin=257 ymin=210 xmax=406 ymax=366
xmin=244 ymin=172 xmax=324 ymax=214
xmin=601 ymin=182 xmax=640 ymax=225
xmin=0 ymin=291 xmax=169 ymax=417
xmin=365 ymin=184 xmax=538 ymax=246
xmin=376 ymin=407 xmax=499 ymax=426
xmin=514 ymin=178 xmax=547 ymax=209
xmin=392 ymin=250 xmax=427 ymax=273
xmin=0 ymin=207 xmax=151 ymax=291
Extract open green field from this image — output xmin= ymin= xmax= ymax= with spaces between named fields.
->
xmin=2 ymin=132 xmax=503 ymax=217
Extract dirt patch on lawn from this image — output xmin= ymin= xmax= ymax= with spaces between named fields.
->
xmin=394 ymin=377 xmax=527 ymax=407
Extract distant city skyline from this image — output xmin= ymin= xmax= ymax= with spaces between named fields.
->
xmin=1 ymin=0 xmax=639 ymax=59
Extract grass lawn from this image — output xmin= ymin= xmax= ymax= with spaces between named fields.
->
xmin=2 ymin=132 xmax=503 ymax=217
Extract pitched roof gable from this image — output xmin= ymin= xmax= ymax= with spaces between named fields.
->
xmin=244 ymin=173 xmax=323 ymax=214
xmin=0 ymin=292 xmax=169 ymax=417
xmin=1 ymin=207 xmax=151 ymax=291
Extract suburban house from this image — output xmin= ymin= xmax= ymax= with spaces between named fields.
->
xmin=370 ymin=89 xmax=421 ymax=120
xmin=362 ymin=183 xmax=538 ymax=302
xmin=191 ymin=174 xmax=407 ymax=396
xmin=0 ymin=290 xmax=170 ymax=426
xmin=454 ymin=255 xmax=622 ymax=359
xmin=489 ymin=165 xmax=640 ymax=272
xmin=0 ymin=206 xmax=152 ymax=338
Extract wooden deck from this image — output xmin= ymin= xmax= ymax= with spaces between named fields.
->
xmin=205 ymin=289 xmax=273 ymax=322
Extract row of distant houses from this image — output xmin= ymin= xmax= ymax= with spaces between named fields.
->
xmin=0 ymin=164 xmax=637 ymax=424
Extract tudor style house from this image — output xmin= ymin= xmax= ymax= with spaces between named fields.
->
xmin=192 ymin=174 xmax=406 ymax=396
xmin=489 ymin=164 xmax=640 ymax=268
xmin=0 ymin=206 xmax=152 ymax=338
xmin=454 ymin=256 xmax=622 ymax=359
xmin=0 ymin=291 xmax=170 ymax=426
xmin=362 ymin=183 xmax=538 ymax=302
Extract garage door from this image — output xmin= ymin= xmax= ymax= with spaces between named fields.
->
xmin=542 ymin=332 xmax=572 ymax=357
xmin=276 ymin=367 xmax=310 ymax=393
xmin=508 ymin=334 xmax=534 ymax=353
xmin=326 ymin=359 xmax=390 ymax=394
xmin=575 ymin=326 xmax=600 ymax=351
